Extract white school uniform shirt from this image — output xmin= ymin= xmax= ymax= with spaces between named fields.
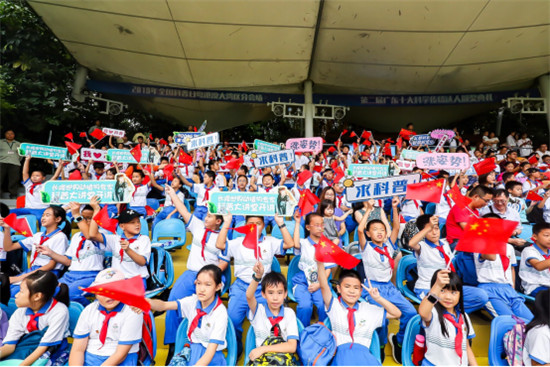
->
xmin=544 ymin=200 xmax=550 ymax=223
xmin=422 ymin=308 xmax=475 ymax=366
xmin=435 ymin=192 xmax=452 ymax=220
xmin=177 ymin=295 xmax=228 ymax=350
xmin=164 ymin=190 xmax=185 ymax=208
xmin=192 ymin=183 xmax=219 ymax=207
xmin=19 ymin=230 xmax=68 ymax=271
xmin=361 ymin=240 xmax=398 ymax=283
xmin=520 ymin=244 xmax=550 ymax=295
xmin=66 ymin=232 xmax=106 ymax=272
xmin=479 ymin=204 xmax=522 ymax=231
xmin=0 ymin=231 xmax=6 ymax=261
xmin=129 ymin=184 xmax=150 ymax=207
xmin=186 ymin=216 xmax=223 ymax=272
xmin=523 ymin=325 xmax=550 ymax=366
xmin=475 ymin=244 xmax=516 ymax=286
xmin=215 ymin=173 xmax=226 ymax=188
xmin=178 ymin=165 xmax=195 ymax=179
xmin=3 ymin=299 xmax=70 ymax=347
xmin=401 ymin=199 xmax=422 ymax=219
xmin=73 ymin=301 xmax=142 ymax=356
xmin=248 ymin=304 xmax=299 ymax=347
xmin=334 ymin=193 xmax=349 ymax=209
xmin=220 ymin=235 xmax=284 ymax=283
xmin=414 ymin=239 xmax=452 ymax=291
xmin=296 ymin=237 xmax=336 ymax=286
xmin=257 ymin=185 xmax=278 ymax=194
xmin=102 ymin=233 xmax=151 ymax=279
xmin=326 ymin=297 xmax=385 ymax=348
xmin=90 ymin=172 xmax=106 ymax=181
xmin=23 ymin=179 xmax=48 ymax=209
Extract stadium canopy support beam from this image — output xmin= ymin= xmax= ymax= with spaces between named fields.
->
xmin=538 ymin=74 xmax=550 ymax=138
xmin=304 ymin=79 xmax=314 ymax=137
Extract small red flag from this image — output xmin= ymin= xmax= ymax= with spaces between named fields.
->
xmin=349 ymin=131 xmax=357 ymax=138
xmin=68 ymin=170 xmax=82 ymax=180
xmin=64 ymin=141 xmax=82 ymax=155
xmin=526 ymin=191 xmax=544 ymax=201
xmin=3 ymin=213 xmax=33 ymax=237
xmin=473 ymin=157 xmax=496 ymax=176
xmin=327 ymin=146 xmax=336 ymax=154
xmin=315 ymin=235 xmax=361 ymax=269
xmin=79 ymin=132 xmax=87 ymax=138
xmin=145 ymin=206 xmax=156 ymax=216
xmin=445 ymin=185 xmax=472 ymax=209
xmin=240 ymin=140 xmax=249 ymax=153
xmin=527 ymin=155 xmax=538 ymax=165
xmin=341 ymin=129 xmax=348 ymax=136
xmin=159 ymin=138 xmax=168 ymax=146
xmin=398 ymin=128 xmax=416 ymax=140
xmin=149 ymin=134 xmax=154 ymax=141
xmin=405 ymin=179 xmax=445 ymax=203
xmin=334 ymin=167 xmax=345 ymax=183
xmin=313 ymin=164 xmax=323 ymax=173
xmin=224 ymin=157 xmax=243 ymax=170
xmin=361 ymin=131 xmax=372 ymax=140
xmin=90 ymin=128 xmax=107 ymax=140
xmin=93 ymin=206 xmax=118 ymax=234
xmin=233 ymin=224 xmax=260 ymax=259
xmin=456 ymin=217 xmax=517 ymax=256
xmin=396 ymin=137 xmax=403 ymax=149
xmin=178 ymin=151 xmax=193 ymax=165
xmin=297 ymin=170 xmax=313 ymax=186
xmin=64 ymin=132 xmax=74 ymax=141
xmin=82 ymin=276 xmax=150 ymax=312
xmin=298 ymin=189 xmax=320 ymax=217
xmin=352 ymin=142 xmax=358 ymax=151
xmin=383 ymin=143 xmax=392 ymax=157
xmin=362 ymin=139 xmax=372 ymax=146
xmin=130 ymin=145 xmax=142 ymax=163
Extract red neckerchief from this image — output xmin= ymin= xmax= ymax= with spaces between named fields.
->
xmin=120 ymin=234 xmax=139 ymax=262
xmin=188 ymin=296 xmax=223 ymax=339
xmin=132 ymin=184 xmax=143 ymax=199
xmin=200 ymin=228 xmax=219 ymax=260
xmin=269 ymin=316 xmax=284 ymax=337
xmin=99 ymin=308 xmax=119 ymax=345
xmin=443 ymin=312 xmax=464 ymax=359
xmin=29 ymin=182 xmax=41 ymax=195
xmin=30 ymin=228 xmax=62 ymax=267
xmin=26 ymin=299 xmax=58 ymax=332
xmin=372 ymin=244 xmax=395 ymax=270
xmin=339 ymin=296 xmax=357 ymax=345
xmin=204 ymin=185 xmax=214 ymax=202
xmin=75 ymin=234 xmax=87 ymax=261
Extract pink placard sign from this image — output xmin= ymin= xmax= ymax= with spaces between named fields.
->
xmin=285 ymin=137 xmax=323 ymax=153
xmin=416 ymin=153 xmax=470 ymax=170
xmin=80 ymin=148 xmax=109 ymax=163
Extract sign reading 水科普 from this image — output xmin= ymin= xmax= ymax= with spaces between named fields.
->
xmin=40 ymin=174 xmax=135 ymax=204
xmin=409 ymin=134 xmax=436 ymax=147
xmin=254 ymin=139 xmax=281 ymax=153
xmin=345 ymin=173 xmax=422 ymax=203
xmin=285 ymin=137 xmax=323 ymax=153
xmin=18 ymin=143 xmax=73 ymax=161
xmin=80 ymin=148 xmax=109 ymax=163
xmin=347 ymin=164 xmax=389 ymax=178
xmin=173 ymin=132 xmax=203 ymax=145
xmin=401 ymin=149 xmax=424 ymax=161
xmin=102 ymin=127 xmax=125 ymax=138
xmin=208 ymin=188 xmax=297 ymax=216
xmin=106 ymin=149 xmax=153 ymax=164
xmin=253 ymin=150 xmax=295 ymax=168
xmin=416 ymin=153 xmax=470 ymax=170
xmin=187 ymin=132 xmax=219 ymax=150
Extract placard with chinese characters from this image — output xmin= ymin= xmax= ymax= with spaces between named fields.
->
xmin=254 ymin=139 xmax=282 ymax=153
xmin=208 ymin=188 xmax=297 ymax=216
xmin=102 ymin=127 xmax=125 ymax=138
xmin=285 ymin=137 xmax=323 ymax=153
xmin=347 ymin=164 xmax=389 ymax=178
xmin=173 ymin=131 xmax=203 ymax=145
xmin=80 ymin=148 xmax=109 ymax=163
xmin=253 ymin=149 xmax=295 ymax=168
xmin=409 ymin=134 xmax=436 ymax=147
xmin=106 ymin=149 xmax=156 ymax=164
xmin=187 ymin=132 xmax=220 ymax=150
xmin=416 ymin=153 xmax=470 ymax=170
xmin=345 ymin=173 xmax=422 ymax=203
xmin=18 ymin=143 xmax=74 ymax=161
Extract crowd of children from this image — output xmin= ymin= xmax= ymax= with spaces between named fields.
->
xmin=0 ymin=128 xmax=549 ymax=366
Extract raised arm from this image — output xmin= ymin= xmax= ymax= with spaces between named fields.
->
xmin=292 ymin=211 xmax=302 ymax=250
xmin=215 ymin=213 xmax=232 ymax=251
xmin=274 ymin=214 xmax=294 ymax=250
xmin=389 ymin=197 xmax=400 ymax=244
xmin=316 ymin=260 xmax=333 ymax=310
xmin=49 ymin=159 xmax=64 ymax=181
xmin=246 ymin=262 xmax=263 ymax=316
xmin=357 ymin=201 xmax=374 ymax=251
xmin=164 ymin=185 xmax=191 ymax=223
xmin=22 ymin=156 xmax=31 ymax=182
xmin=87 ymin=196 xmax=105 ymax=243
xmin=408 ymin=215 xmax=438 ymax=252
xmin=419 ymin=269 xmax=449 ymax=325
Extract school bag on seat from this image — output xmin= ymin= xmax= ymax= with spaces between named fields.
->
xmin=298 ymin=322 xmax=337 ymax=366
xmin=502 ymin=315 xmax=526 ymax=367
xmin=146 ymin=246 xmax=174 ymax=298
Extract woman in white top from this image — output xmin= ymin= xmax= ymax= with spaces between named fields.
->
xmin=523 ymin=289 xmax=550 ymax=366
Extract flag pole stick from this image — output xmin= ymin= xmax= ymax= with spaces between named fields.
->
xmin=446 ymin=249 xmax=457 ymax=270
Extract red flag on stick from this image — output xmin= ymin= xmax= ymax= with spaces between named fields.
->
xmin=315 ymin=235 xmax=361 ymax=269
xmin=445 ymin=185 xmax=472 ymax=209
xmin=65 ymin=141 xmax=82 ymax=155
xmin=130 ymin=145 xmax=142 ymax=163
xmin=349 ymin=131 xmax=357 ymax=138
xmin=3 ymin=213 xmax=33 ymax=237
xmin=527 ymin=155 xmax=538 ymax=165
xmin=82 ymin=276 xmax=150 ymax=312
xmin=526 ymin=191 xmax=544 ymax=202
xmin=90 ymin=129 xmax=107 ymax=140
xmin=224 ymin=157 xmax=243 ymax=170
xmin=240 ymin=141 xmax=249 ymax=153
xmin=298 ymin=189 xmax=319 ymax=217
xmin=178 ymin=151 xmax=193 ymax=165
xmin=473 ymin=157 xmax=496 ymax=176
xmin=93 ymin=206 xmax=118 ymax=234
xmin=79 ymin=132 xmax=87 ymax=138
xmin=398 ymin=128 xmax=416 ymax=140
xmin=64 ymin=132 xmax=74 ymax=141
xmin=145 ymin=206 xmax=156 ymax=216
xmin=405 ymin=179 xmax=445 ymax=203
xmin=455 ymin=217 xmax=517 ymax=256
xmin=233 ymin=224 xmax=261 ymax=259
xmin=297 ymin=170 xmax=313 ymax=186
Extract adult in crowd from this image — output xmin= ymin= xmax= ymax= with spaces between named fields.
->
xmin=0 ymin=129 xmax=21 ymax=199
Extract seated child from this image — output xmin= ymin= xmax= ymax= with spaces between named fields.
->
xmin=69 ymin=268 xmax=143 ymax=366
xmin=522 ymin=289 xmax=550 ymax=366
xmin=519 ymin=222 xmax=550 ymax=296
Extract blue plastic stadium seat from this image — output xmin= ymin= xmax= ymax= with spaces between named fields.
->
xmin=271 ymin=220 xmax=304 ymax=239
xmin=396 ymin=255 xmax=422 ymax=304
xmin=68 ymin=301 xmax=84 ymax=335
xmin=221 ymin=263 xmax=232 ymax=297
xmin=489 ymin=315 xmax=529 ymax=366
xmin=151 ymin=218 xmax=187 ymax=250
xmin=425 ymin=203 xmax=436 ymax=215
xmin=175 ymin=317 xmax=237 ymax=366
xmin=146 ymin=198 xmax=160 ymax=211
xmin=402 ymin=314 xmax=422 ymax=366
xmin=286 ymin=255 xmax=301 ymax=302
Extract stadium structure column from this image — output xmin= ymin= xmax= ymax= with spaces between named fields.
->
xmin=304 ymin=80 xmax=314 ymax=138
xmin=538 ymin=74 xmax=550 ymax=137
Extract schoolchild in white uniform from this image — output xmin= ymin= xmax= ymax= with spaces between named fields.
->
xmin=522 ymin=289 xmax=550 ymax=366
xmin=10 ymin=156 xmax=63 ymax=218
xmin=291 ymin=212 xmax=336 ymax=329
xmin=53 ymin=203 xmax=106 ymax=306
xmin=147 ymin=171 xmax=185 ymax=229
xmin=69 ymin=268 xmax=143 ymax=366
xmin=418 ymin=270 xmax=477 ymax=366
xmin=127 ymin=169 xmax=151 ymax=216
xmin=162 ymin=185 xmax=226 ymax=349
xmin=88 ymin=199 xmax=151 ymax=289
xmin=316 ymin=259 xmax=401 ymax=366
xmin=180 ymin=170 xmax=219 ymax=220
xmin=149 ymin=265 xmax=229 ymax=366
xmin=519 ymin=223 xmax=550 ymax=297
xmin=1 ymin=205 xmax=69 ymax=295
xmin=357 ymin=198 xmax=417 ymax=364
xmin=408 ymin=215 xmax=489 ymax=313
xmin=218 ymin=213 xmax=294 ymax=357
xmin=0 ymin=271 xmax=70 ymax=366
xmin=473 ymin=213 xmax=533 ymax=320
xmin=246 ymin=262 xmax=299 ymax=364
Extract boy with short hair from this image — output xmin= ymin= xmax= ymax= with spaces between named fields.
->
xmin=246 ymin=262 xmax=298 ymax=364
xmin=179 ymin=170 xmax=218 ymax=220
xmin=519 ymin=222 xmax=550 ymax=297
xmin=126 ymin=169 xmax=150 ymax=216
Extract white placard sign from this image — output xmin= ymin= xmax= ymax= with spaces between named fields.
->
xmin=187 ymin=132 xmax=220 ymax=150
xmin=102 ymin=128 xmax=126 ymax=138
xmin=345 ymin=173 xmax=422 ymax=203
xmin=253 ymin=149 xmax=295 ymax=168
xmin=80 ymin=148 xmax=109 ymax=163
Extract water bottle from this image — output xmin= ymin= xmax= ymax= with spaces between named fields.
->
xmin=412 ymin=334 xmax=426 ymax=366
